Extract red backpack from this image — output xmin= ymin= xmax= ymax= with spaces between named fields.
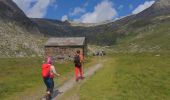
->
xmin=42 ymin=64 xmax=51 ymax=78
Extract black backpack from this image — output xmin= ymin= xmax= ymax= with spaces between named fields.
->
xmin=74 ymin=55 xmax=81 ymax=67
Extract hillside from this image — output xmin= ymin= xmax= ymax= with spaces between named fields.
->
xmin=31 ymin=0 xmax=170 ymax=51
xmin=0 ymin=0 xmax=170 ymax=57
xmin=0 ymin=0 xmax=46 ymax=57
xmin=112 ymin=15 xmax=170 ymax=52
xmin=32 ymin=0 xmax=170 ymax=46
xmin=0 ymin=0 xmax=39 ymax=32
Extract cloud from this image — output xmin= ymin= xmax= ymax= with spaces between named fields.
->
xmin=13 ymin=0 xmax=36 ymax=13
xmin=70 ymin=7 xmax=86 ymax=16
xmin=75 ymin=0 xmax=117 ymax=23
xmin=13 ymin=0 xmax=56 ymax=18
xmin=69 ymin=2 xmax=88 ymax=16
xmin=132 ymin=1 xmax=155 ymax=14
xmin=50 ymin=0 xmax=58 ymax=10
xmin=61 ymin=15 xmax=68 ymax=21
xmin=118 ymin=5 xmax=124 ymax=10
xmin=26 ymin=0 xmax=52 ymax=18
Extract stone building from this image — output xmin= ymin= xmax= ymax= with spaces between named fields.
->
xmin=44 ymin=37 xmax=87 ymax=61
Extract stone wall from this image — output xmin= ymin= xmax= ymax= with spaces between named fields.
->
xmin=45 ymin=46 xmax=83 ymax=62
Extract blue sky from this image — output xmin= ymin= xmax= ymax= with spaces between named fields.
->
xmin=13 ymin=0 xmax=155 ymax=23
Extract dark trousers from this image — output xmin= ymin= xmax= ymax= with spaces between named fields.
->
xmin=50 ymin=78 xmax=54 ymax=93
xmin=43 ymin=77 xmax=51 ymax=92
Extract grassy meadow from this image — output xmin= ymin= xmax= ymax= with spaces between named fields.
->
xmin=0 ymin=56 xmax=97 ymax=100
xmin=0 ymin=48 xmax=170 ymax=100
xmin=81 ymin=53 xmax=170 ymax=100
xmin=60 ymin=53 xmax=170 ymax=100
xmin=0 ymin=57 xmax=74 ymax=100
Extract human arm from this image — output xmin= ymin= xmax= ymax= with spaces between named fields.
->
xmin=51 ymin=65 xmax=60 ymax=77
xmin=80 ymin=54 xmax=84 ymax=63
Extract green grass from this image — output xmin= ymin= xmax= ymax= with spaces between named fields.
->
xmin=63 ymin=53 xmax=170 ymax=100
xmin=1 ymin=53 xmax=170 ymax=100
xmin=113 ymin=18 xmax=170 ymax=53
xmin=0 ymin=57 xmax=42 ymax=98
xmin=59 ymin=57 xmax=105 ymax=100
xmin=0 ymin=56 xmax=94 ymax=100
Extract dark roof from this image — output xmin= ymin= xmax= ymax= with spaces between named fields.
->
xmin=45 ymin=37 xmax=86 ymax=47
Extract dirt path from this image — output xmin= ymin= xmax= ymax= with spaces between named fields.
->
xmin=44 ymin=63 xmax=103 ymax=100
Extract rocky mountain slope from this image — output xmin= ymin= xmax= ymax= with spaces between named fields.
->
xmin=0 ymin=0 xmax=39 ymax=32
xmin=32 ymin=0 xmax=170 ymax=45
xmin=0 ymin=0 xmax=46 ymax=57
xmin=0 ymin=0 xmax=170 ymax=57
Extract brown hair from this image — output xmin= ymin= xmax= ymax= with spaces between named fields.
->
xmin=76 ymin=50 xmax=80 ymax=54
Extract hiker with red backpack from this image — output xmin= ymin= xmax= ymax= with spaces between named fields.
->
xmin=42 ymin=57 xmax=60 ymax=98
xmin=74 ymin=50 xmax=84 ymax=82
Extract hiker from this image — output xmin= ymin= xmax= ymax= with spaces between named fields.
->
xmin=74 ymin=50 xmax=84 ymax=82
xmin=41 ymin=57 xmax=60 ymax=97
xmin=42 ymin=59 xmax=52 ymax=96
xmin=47 ymin=57 xmax=60 ymax=94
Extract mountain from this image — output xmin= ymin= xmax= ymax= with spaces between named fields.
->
xmin=132 ymin=0 xmax=170 ymax=19
xmin=31 ymin=18 xmax=73 ymax=36
xmin=0 ymin=0 xmax=40 ymax=32
xmin=31 ymin=0 xmax=170 ymax=47
xmin=1 ymin=0 xmax=170 ymax=57
xmin=150 ymin=0 xmax=170 ymax=15
xmin=0 ymin=0 xmax=45 ymax=57
xmin=109 ymin=0 xmax=170 ymax=52
xmin=112 ymin=17 xmax=170 ymax=53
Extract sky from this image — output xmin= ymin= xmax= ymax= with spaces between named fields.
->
xmin=12 ymin=0 xmax=155 ymax=23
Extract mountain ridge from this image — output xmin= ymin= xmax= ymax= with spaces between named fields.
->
xmin=0 ymin=0 xmax=45 ymax=57
xmin=1 ymin=0 xmax=170 ymax=57
xmin=31 ymin=0 xmax=170 ymax=45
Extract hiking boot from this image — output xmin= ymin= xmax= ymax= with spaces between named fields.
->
xmin=46 ymin=94 xmax=51 ymax=100
xmin=46 ymin=92 xmax=51 ymax=100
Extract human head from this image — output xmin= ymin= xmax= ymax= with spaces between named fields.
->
xmin=76 ymin=50 xmax=80 ymax=54
xmin=47 ymin=56 xmax=52 ymax=64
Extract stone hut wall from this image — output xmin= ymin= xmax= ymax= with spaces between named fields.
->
xmin=45 ymin=46 xmax=83 ymax=62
